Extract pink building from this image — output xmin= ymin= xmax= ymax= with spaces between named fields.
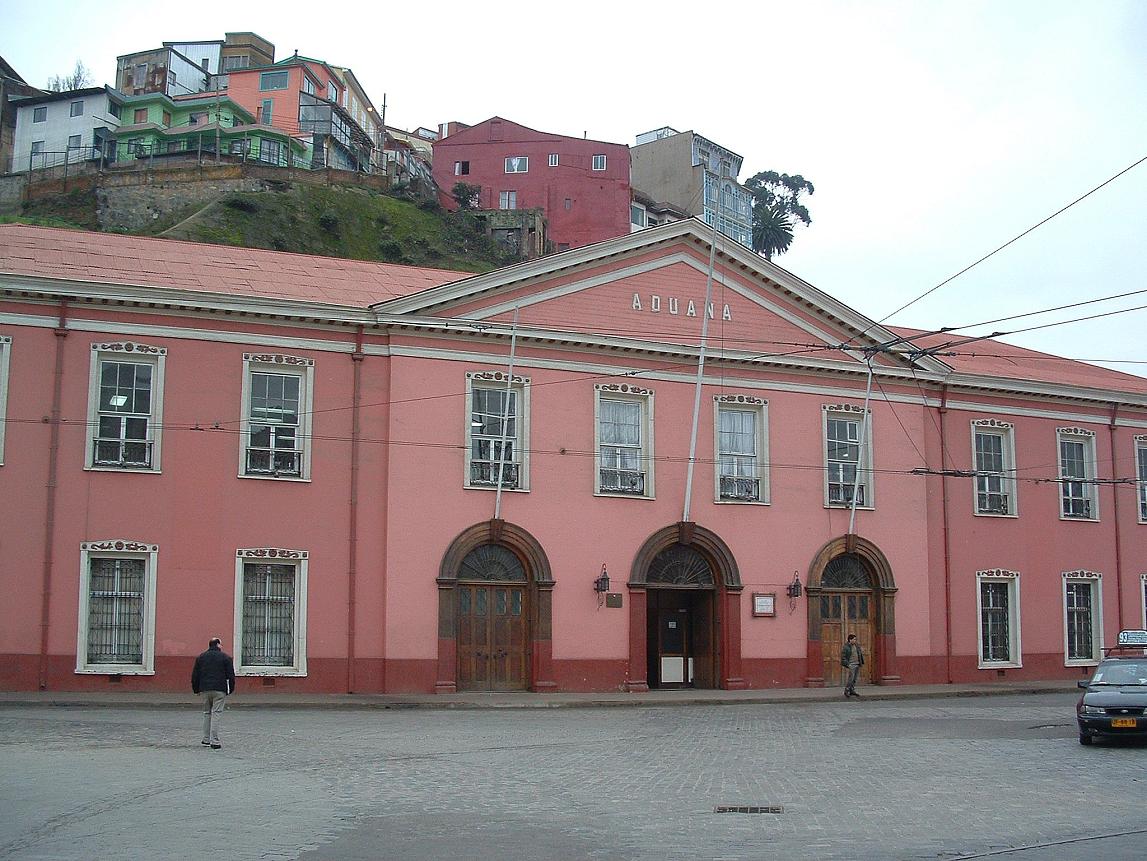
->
xmin=432 ymin=117 xmax=632 ymax=252
xmin=1 ymin=221 xmax=1146 ymax=695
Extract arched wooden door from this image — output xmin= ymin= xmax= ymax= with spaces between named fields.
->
xmin=456 ymin=545 xmax=529 ymax=691
xmin=817 ymin=553 xmax=876 ymax=687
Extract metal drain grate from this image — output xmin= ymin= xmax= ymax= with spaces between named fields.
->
xmin=714 ymin=805 xmax=784 ymax=814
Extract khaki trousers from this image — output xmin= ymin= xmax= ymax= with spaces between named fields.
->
xmin=201 ymin=690 xmax=227 ymax=744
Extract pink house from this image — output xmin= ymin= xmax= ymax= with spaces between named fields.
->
xmin=432 ymin=117 xmax=632 ymax=252
xmin=1 ymin=221 xmax=1145 ymax=695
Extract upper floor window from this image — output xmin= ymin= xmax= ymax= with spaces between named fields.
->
xmin=0 ymin=335 xmax=10 ymax=465
xmin=630 ymin=204 xmax=646 ymax=229
xmin=222 ymin=55 xmax=249 ymax=72
xmin=465 ymin=372 xmax=529 ymax=491
xmin=134 ymin=108 xmax=148 ymax=124
xmin=108 ymin=102 xmax=121 ymax=120
xmin=972 ymin=420 xmax=1016 ymax=516
xmin=86 ymin=342 xmax=166 ymax=472
xmin=823 ymin=405 xmax=871 ymax=508
xmin=498 ymin=190 xmax=517 ymax=210
xmin=302 ymin=75 xmax=315 ymax=96
xmin=454 ymin=160 xmax=469 ymax=175
xmin=595 ymin=384 xmax=654 ymax=497
xmin=168 ymin=71 xmax=177 ymax=93
xmin=1136 ymin=436 xmax=1147 ymax=523
xmin=135 ymin=63 xmax=148 ymax=85
xmin=1057 ymin=428 xmax=1097 ymax=520
xmin=33 ymin=106 xmax=47 ymax=123
xmin=258 ymin=99 xmax=273 ymax=125
xmin=714 ymin=396 xmax=768 ymax=503
xmin=234 ymin=549 xmax=309 ymax=676
xmin=259 ymin=71 xmax=289 ymax=91
xmin=76 ymin=541 xmax=159 ymax=675
xmin=977 ymin=570 xmax=1021 ymax=668
xmin=505 ymin=156 xmax=528 ymax=173
xmin=240 ymin=354 xmax=314 ymax=480
xmin=548 ymin=153 xmax=559 ymax=167
xmin=69 ymin=100 xmax=84 ymax=117
xmin=1063 ymin=571 xmax=1102 ymax=666
xmin=30 ymin=141 xmax=44 ymax=156
xmin=592 ymin=154 xmax=606 ymax=171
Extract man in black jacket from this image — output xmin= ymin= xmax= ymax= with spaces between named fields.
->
xmin=191 ymin=637 xmax=236 ymax=749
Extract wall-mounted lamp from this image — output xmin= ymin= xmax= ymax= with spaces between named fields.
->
xmin=594 ymin=564 xmax=610 ymax=607
xmin=786 ymin=572 xmax=803 ymax=600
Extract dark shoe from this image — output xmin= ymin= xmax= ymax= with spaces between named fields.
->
xmin=852 ymin=691 xmax=862 ymax=698
xmin=210 ymin=743 xmax=222 ymax=749
xmin=201 ymin=740 xmax=211 ymax=746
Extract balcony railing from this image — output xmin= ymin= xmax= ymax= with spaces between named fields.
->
xmin=600 ymin=469 xmax=645 ymax=495
xmin=828 ymin=483 xmax=865 ymax=506
xmin=1061 ymin=497 xmax=1092 ymax=519
xmin=470 ymin=461 xmax=520 ymax=489
xmin=719 ymin=475 xmax=760 ymax=501
xmin=245 ymin=448 xmax=302 ymax=477
xmin=92 ymin=438 xmax=153 ymax=469
xmin=977 ymin=492 xmax=1010 ymax=515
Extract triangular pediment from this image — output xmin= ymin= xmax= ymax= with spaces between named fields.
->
xmin=374 ymin=220 xmax=949 ymax=374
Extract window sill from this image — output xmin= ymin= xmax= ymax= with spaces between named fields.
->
xmin=715 ymin=498 xmax=770 ymax=506
xmin=75 ymin=666 xmax=154 ymax=675
xmin=973 ymin=511 xmax=1018 ymax=519
xmin=977 ymin=660 xmax=1022 ymax=670
xmin=237 ymin=668 xmax=306 ymax=677
xmin=1058 ymin=515 xmax=1099 ymax=523
xmin=238 ymin=473 xmax=311 ymax=483
xmin=824 ymin=503 xmax=874 ymax=511
xmin=85 ymin=465 xmax=161 ymax=474
xmin=595 ymin=490 xmax=655 ymax=500
xmin=465 ymin=484 xmax=529 ymax=493
xmin=1065 ymin=658 xmax=1100 ymax=668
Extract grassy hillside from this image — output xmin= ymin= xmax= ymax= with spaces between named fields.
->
xmin=11 ymin=183 xmax=520 ymax=273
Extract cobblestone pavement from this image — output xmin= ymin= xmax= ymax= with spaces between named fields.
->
xmin=1 ymin=693 xmax=1145 ymax=860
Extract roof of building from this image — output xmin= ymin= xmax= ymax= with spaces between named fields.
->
xmin=434 ymin=116 xmax=628 ymax=150
xmin=0 ymin=224 xmax=467 ymax=307
xmin=0 ymin=222 xmax=1141 ymax=396
xmin=0 ymin=55 xmax=29 ymax=84
xmin=10 ymin=86 xmax=109 ymax=107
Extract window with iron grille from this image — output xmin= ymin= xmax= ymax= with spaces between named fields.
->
xmin=241 ymin=355 xmax=313 ymax=480
xmin=1057 ymin=431 xmax=1097 ymax=519
xmin=0 ymin=335 xmax=9 ymax=464
xmin=716 ymin=400 xmax=768 ymax=503
xmin=596 ymin=388 xmax=652 ymax=496
xmin=973 ymin=425 xmax=1014 ymax=516
xmin=467 ymin=385 xmax=521 ymax=489
xmin=86 ymin=344 xmax=165 ymax=472
xmin=977 ymin=572 xmax=1020 ymax=667
xmin=1136 ymin=440 xmax=1147 ymax=522
xmin=234 ymin=551 xmax=308 ymax=675
xmin=76 ymin=542 xmax=158 ymax=674
xmin=824 ymin=411 xmax=869 ymax=507
xmin=1064 ymin=577 xmax=1101 ymax=664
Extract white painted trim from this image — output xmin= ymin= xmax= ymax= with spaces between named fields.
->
xmin=593 ymin=385 xmax=655 ymax=499
xmin=0 ymin=335 xmax=10 ymax=465
xmin=712 ymin=397 xmax=770 ymax=505
xmin=1062 ymin=572 xmax=1103 ymax=667
xmin=1055 ymin=429 xmax=1099 ymax=522
xmin=233 ymin=550 xmax=309 ymax=676
xmin=464 ymin=371 xmax=531 ymax=492
xmin=1141 ymin=573 xmax=1147 ymax=629
xmin=75 ymin=541 xmax=159 ymax=675
xmin=239 ymin=355 xmax=315 ymax=481
xmin=84 ymin=342 xmax=166 ymax=473
xmin=822 ymin=407 xmax=874 ymax=510
xmin=1135 ymin=439 xmax=1147 ymax=525
xmin=970 ymin=421 xmax=1018 ymax=518
xmin=976 ymin=570 xmax=1022 ymax=670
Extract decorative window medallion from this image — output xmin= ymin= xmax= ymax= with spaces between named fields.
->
xmin=233 ymin=548 xmax=309 ymax=676
xmin=714 ymin=395 xmax=769 ymax=504
xmin=595 ymin=384 xmax=654 ymax=498
xmin=76 ymin=541 xmax=159 ymax=674
xmin=465 ymin=371 xmax=530 ymax=492
xmin=1062 ymin=570 xmax=1102 ymax=666
xmin=86 ymin=342 xmax=166 ymax=473
xmin=976 ymin=569 xmax=1021 ymax=669
xmin=240 ymin=353 xmax=314 ymax=481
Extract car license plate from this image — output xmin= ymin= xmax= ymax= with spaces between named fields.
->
xmin=1111 ymin=718 xmax=1137 ymax=728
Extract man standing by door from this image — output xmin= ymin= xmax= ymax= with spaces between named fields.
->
xmin=841 ymin=633 xmax=864 ymax=698
xmin=192 ymin=637 xmax=236 ymax=749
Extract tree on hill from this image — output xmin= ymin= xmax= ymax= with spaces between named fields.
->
xmin=451 ymin=182 xmax=481 ymax=210
xmin=46 ymin=60 xmax=92 ymax=92
xmin=744 ymin=170 xmax=815 ymax=259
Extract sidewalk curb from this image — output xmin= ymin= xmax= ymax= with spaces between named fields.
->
xmin=0 ymin=684 xmax=1078 ymax=711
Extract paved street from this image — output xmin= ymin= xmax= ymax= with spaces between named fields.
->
xmin=1 ymin=693 xmax=1145 ymax=860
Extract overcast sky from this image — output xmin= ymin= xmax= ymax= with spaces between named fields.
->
xmin=4 ymin=0 xmax=1145 ymax=375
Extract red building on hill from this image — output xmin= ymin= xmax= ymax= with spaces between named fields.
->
xmin=433 ymin=117 xmax=631 ymax=252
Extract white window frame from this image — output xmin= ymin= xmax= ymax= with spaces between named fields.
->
xmin=69 ymin=100 xmax=84 ymax=117
xmin=0 ymin=335 xmax=9 ymax=465
xmin=85 ymin=342 xmax=166 ymax=473
xmin=32 ymin=106 xmax=47 ymax=123
xmin=822 ymin=404 xmax=873 ymax=509
xmin=75 ymin=541 xmax=158 ymax=675
xmin=1135 ymin=436 xmax=1147 ymax=524
xmin=240 ymin=353 xmax=314 ymax=481
xmin=548 ymin=153 xmax=559 ymax=167
xmin=976 ymin=569 xmax=1022 ymax=669
xmin=591 ymin=153 xmax=606 ymax=171
xmin=505 ymin=156 xmax=528 ymax=173
xmin=233 ymin=549 xmax=308 ymax=676
xmin=594 ymin=384 xmax=654 ymax=499
xmin=971 ymin=420 xmax=1017 ymax=517
xmin=1062 ymin=571 xmax=1103 ymax=667
xmin=713 ymin=395 xmax=769 ymax=504
xmin=453 ymin=160 xmax=469 ymax=176
xmin=464 ymin=371 xmax=530 ymax=492
xmin=1141 ymin=573 xmax=1147 ymax=629
xmin=1056 ymin=427 xmax=1098 ymax=521
xmin=498 ymin=190 xmax=517 ymax=210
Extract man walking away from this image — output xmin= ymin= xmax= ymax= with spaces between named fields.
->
xmin=841 ymin=633 xmax=864 ymax=698
xmin=192 ymin=637 xmax=236 ymax=749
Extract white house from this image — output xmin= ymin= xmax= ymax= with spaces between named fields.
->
xmin=10 ymin=86 xmax=122 ymax=172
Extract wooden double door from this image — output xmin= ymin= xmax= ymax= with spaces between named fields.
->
xmin=457 ymin=583 xmax=528 ymax=691
xmin=820 ymin=590 xmax=874 ymax=687
xmin=646 ymin=588 xmax=716 ymax=689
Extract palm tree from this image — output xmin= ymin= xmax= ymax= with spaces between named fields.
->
xmin=752 ymin=204 xmax=794 ymax=260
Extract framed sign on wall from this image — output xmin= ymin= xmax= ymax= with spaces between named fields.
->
xmin=752 ymin=592 xmax=776 ymax=617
